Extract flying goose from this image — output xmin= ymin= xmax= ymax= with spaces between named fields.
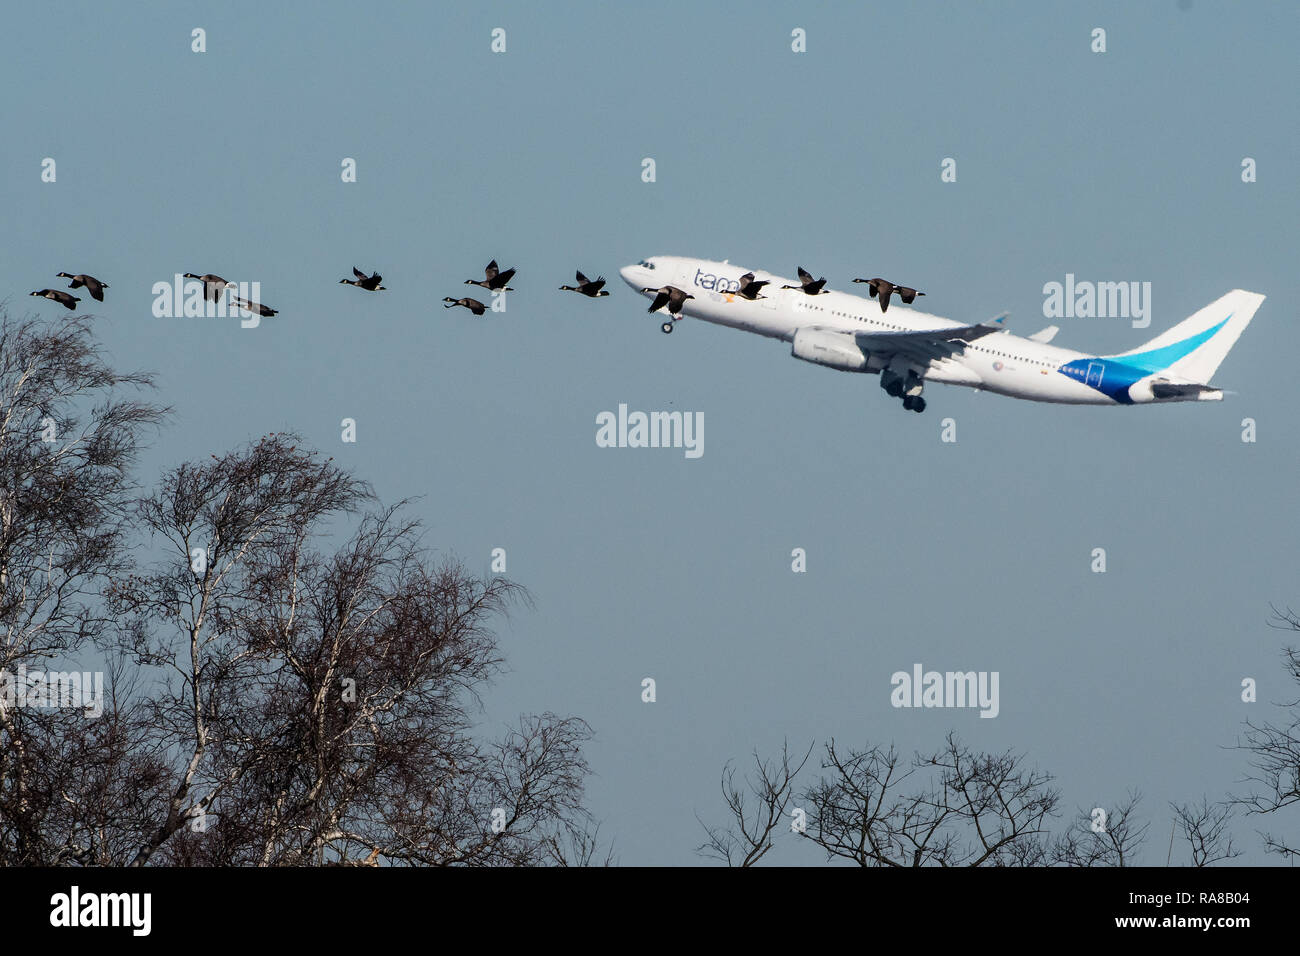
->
xmin=465 ymin=260 xmax=516 ymax=292
xmin=781 ymin=266 xmax=828 ymax=295
xmin=644 ymin=285 xmax=695 ymax=315
xmin=29 ymin=289 xmax=80 ymax=310
xmin=340 ymin=267 xmax=385 ymax=291
xmin=56 ymin=272 xmax=108 ymax=302
xmin=183 ymin=273 xmax=232 ymax=303
xmin=231 ymin=294 xmax=278 ymax=317
xmin=559 ymin=270 xmax=610 ymax=297
xmin=851 ymin=277 xmax=925 ymax=313
xmin=443 ymin=296 xmax=487 ymax=315
xmin=643 ymin=285 xmax=695 ymax=333
xmin=733 ymin=271 xmax=769 ymax=300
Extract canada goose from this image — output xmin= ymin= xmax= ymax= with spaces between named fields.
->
xmin=56 ymin=272 xmax=108 ymax=302
xmin=231 ymin=294 xmax=278 ymax=317
xmin=465 ymin=259 xmax=516 ymax=292
xmin=851 ymin=277 xmax=925 ymax=313
xmin=643 ymin=285 xmax=694 ymax=333
xmin=182 ymin=273 xmax=232 ymax=303
xmin=29 ymin=289 xmax=80 ymax=310
xmin=644 ymin=285 xmax=694 ymax=315
xmin=559 ymin=270 xmax=610 ymax=297
xmin=781 ymin=266 xmax=828 ymax=295
xmin=340 ymin=267 xmax=385 ymax=291
xmin=733 ymin=271 xmax=769 ymax=300
xmin=443 ymin=296 xmax=487 ymax=316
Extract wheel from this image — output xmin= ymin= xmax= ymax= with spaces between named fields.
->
xmin=902 ymin=395 xmax=915 ymax=411
xmin=912 ymin=397 xmax=927 ymax=413
xmin=661 ymin=322 xmax=673 ymax=334
xmin=886 ymin=380 xmax=903 ymax=398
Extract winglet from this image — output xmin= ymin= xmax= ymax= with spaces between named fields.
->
xmin=1028 ymin=324 xmax=1059 ymax=343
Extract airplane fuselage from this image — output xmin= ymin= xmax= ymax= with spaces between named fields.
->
xmin=619 ymin=256 xmax=1236 ymax=407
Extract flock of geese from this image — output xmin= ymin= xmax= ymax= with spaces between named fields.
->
xmin=26 ymin=259 xmax=615 ymax=320
xmin=779 ymin=268 xmax=926 ymax=312
xmin=29 ymin=272 xmax=109 ymax=310
xmin=442 ymin=259 xmax=520 ymax=315
xmin=640 ymin=267 xmax=925 ymax=333
xmin=27 ymin=261 xmax=925 ymax=334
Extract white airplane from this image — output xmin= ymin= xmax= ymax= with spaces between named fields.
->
xmin=619 ymin=256 xmax=1265 ymax=413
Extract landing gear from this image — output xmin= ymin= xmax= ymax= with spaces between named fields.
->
xmin=661 ymin=321 xmax=673 ymax=334
xmin=882 ymin=368 xmax=926 ymax=412
xmin=901 ymin=370 xmax=926 ymax=412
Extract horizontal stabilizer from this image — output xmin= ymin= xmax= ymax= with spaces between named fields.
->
xmin=1150 ymin=380 xmax=1222 ymax=401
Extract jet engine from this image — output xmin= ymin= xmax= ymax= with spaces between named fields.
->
xmin=790 ymin=328 xmax=869 ymax=372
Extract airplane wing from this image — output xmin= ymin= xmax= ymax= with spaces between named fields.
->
xmin=807 ymin=315 xmax=1008 ymax=364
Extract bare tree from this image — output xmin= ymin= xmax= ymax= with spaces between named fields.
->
xmin=696 ymin=739 xmax=813 ymax=866
xmin=0 ymin=310 xmax=599 ymax=867
xmin=1050 ymin=791 xmax=1149 ymax=867
xmin=103 ymin=433 xmax=371 ymax=865
xmin=542 ymin=817 xmax=616 ymax=867
xmin=13 ymin=648 xmax=171 ymax=866
xmin=1233 ymin=617 xmax=1300 ymax=860
xmin=799 ymin=733 xmax=1059 ymax=866
xmin=1171 ymin=797 xmax=1240 ymax=867
xmin=702 ymin=738 xmax=1178 ymax=866
xmin=98 ymin=437 xmax=594 ymax=866
xmin=0 ymin=309 xmax=164 ymax=865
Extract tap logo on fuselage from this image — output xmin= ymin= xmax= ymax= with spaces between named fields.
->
xmin=692 ymin=267 xmax=741 ymax=294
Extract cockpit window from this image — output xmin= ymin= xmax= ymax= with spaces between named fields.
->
xmin=638 ymin=259 xmax=656 ymax=270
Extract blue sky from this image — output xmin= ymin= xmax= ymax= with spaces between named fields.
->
xmin=2 ymin=1 xmax=1297 ymax=864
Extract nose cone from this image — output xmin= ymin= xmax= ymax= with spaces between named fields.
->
xmin=619 ymin=264 xmax=643 ymax=290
